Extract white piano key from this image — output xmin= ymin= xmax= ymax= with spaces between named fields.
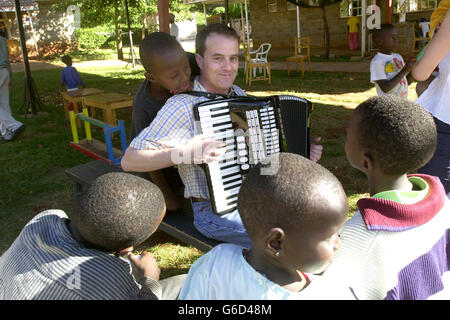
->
xmin=220 ymin=165 xmax=240 ymax=177
xmin=199 ymin=107 xmax=229 ymax=116
xmin=201 ymin=122 xmax=233 ymax=131
xmin=198 ymin=102 xmax=229 ymax=112
xmin=223 ymin=179 xmax=242 ymax=189
xmin=223 ymin=186 xmax=241 ymax=199
xmin=221 ymin=173 xmax=242 ymax=183
xmin=219 ymin=159 xmax=237 ymax=167
xmin=214 ymin=129 xmax=235 ymax=140
xmin=200 ymin=114 xmax=231 ymax=124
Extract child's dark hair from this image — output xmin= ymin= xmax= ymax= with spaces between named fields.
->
xmin=238 ymin=153 xmax=348 ymax=238
xmin=139 ymin=32 xmax=183 ymax=73
xmin=195 ymin=23 xmax=239 ymax=57
xmin=354 ymin=95 xmax=437 ymax=175
xmin=73 ymin=172 xmax=165 ymax=252
xmin=373 ymin=23 xmax=395 ymax=42
xmin=61 ymin=55 xmax=72 ymax=65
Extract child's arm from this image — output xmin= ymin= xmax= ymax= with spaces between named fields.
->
xmin=412 ymin=10 xmax=450 ymax=81
xmin=375 ymin=60 xmax=414 ymax=93
xmin=416 ymin=75 xmax=436 ymax=97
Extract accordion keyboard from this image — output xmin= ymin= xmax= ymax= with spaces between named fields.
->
xmin=194 ymin=95 xmax=310 ymax=215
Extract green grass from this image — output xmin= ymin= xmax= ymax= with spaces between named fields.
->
xmin=0 ymin=64 xmax=419 ymax=278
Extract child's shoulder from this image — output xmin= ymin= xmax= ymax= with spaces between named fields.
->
xmin=203 ymin=244 xmax=242 ymax=260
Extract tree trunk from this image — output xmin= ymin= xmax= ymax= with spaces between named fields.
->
xmin=321 ymin=6 xmax=330 ymax=59
xmin=114 ymin=4 xmax=123 ymax=60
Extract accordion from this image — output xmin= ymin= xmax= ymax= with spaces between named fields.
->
xmin=193 ymin=95 xmax=312 ymax=215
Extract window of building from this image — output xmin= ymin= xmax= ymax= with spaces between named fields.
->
xmin=393 ymin=0 xmax=438 ymax=13
xmin=267 ymin=0 xmax=277 ymax=12
xmin=340 ymin=0 xmax=376 ymax=18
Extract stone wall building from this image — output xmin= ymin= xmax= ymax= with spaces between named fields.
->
xmin=249 ymin=0 xmax=439 ymax=57
xmin=1 ymin=0 xmax=75 ymax=57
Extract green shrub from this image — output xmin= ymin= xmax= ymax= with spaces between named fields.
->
xmin=75 ymin=27 xmax=114 ymax=49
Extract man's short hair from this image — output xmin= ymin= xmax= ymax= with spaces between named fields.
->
xmin=355 ymin=95 xmax=437 ymax=175
xmin=139 ymin=32 xmax=184 ymax=73
xmin=73 ymin=172 xmax=165 ymax=252
xmin=195 ymin=23 xmax=239 ymax=56
xmin=237 ymin=153 xmax=347 ymax=238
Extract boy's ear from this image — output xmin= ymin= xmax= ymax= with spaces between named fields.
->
xmin=145 ymin=72 xmax=156 ymax=83
xmin=265 ymin=228 xmax=285 ymax=258
xmin=362 ymin=152 xmax=375 ymax=173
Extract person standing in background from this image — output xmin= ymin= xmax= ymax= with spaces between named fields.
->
xmin=0 ymin=29 xmax=25 ymax=142
xmin=169 ymin=13 xmax=180 ymax=43
xmin=347 ymin=11 xmax=360 ymax=51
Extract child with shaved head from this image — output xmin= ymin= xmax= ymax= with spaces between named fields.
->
xmin=0 ymin=172 xmax=185 ymax=300
xmin=322 ymin=95 xmax=450 ymax=300
xmin=179 ymin=153 xmax=349 ymax=299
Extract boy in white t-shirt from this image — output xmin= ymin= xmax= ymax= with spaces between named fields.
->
xmin=179 ymin=153 xmax=351 ymax=300
xmin=370 ymin=24 xmax=414 ymax=99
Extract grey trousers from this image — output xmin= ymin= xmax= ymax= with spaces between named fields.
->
xmin=0 ymin=68 xmax=22 ymax=137
xmin=160 ymin=274 xmax=187 ymax=300
xmin=418 ymin=117 xmax=450 ymax=198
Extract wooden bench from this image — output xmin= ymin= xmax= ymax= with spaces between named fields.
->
xmin=65 ymin=159 xmax=221 ymax=252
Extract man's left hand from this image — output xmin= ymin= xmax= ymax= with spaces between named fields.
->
xmin=309 ymin=137 xmax=323 ymax=162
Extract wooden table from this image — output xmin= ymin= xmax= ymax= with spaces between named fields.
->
xmin=61 ymin=88 xmax=105 ymax=127
xmin=82 ymin=92 xmax=134 ymax=127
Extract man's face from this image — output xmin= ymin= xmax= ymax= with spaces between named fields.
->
xmin=196 ymin=33 xmax=239 ymax=95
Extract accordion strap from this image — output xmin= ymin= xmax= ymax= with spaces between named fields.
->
xmin=185 ymin=90 xmax=233 ymax=100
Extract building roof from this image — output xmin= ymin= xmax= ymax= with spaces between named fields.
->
xmin=0 ymin=0 xmax=39 ymax=12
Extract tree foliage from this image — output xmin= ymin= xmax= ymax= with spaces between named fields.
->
xmin=52 ymin=0 xmax=198 ymax=27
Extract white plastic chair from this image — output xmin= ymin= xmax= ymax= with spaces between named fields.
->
xmin=251 ymin=43 xmax=271 ymax=77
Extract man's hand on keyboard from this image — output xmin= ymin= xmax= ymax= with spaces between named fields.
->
xmin=174 ymin=134 xmax=227 ymax=165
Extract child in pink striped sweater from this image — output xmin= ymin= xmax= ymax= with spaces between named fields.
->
xmin=323 ymin=95 xmax=450 ymax=300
